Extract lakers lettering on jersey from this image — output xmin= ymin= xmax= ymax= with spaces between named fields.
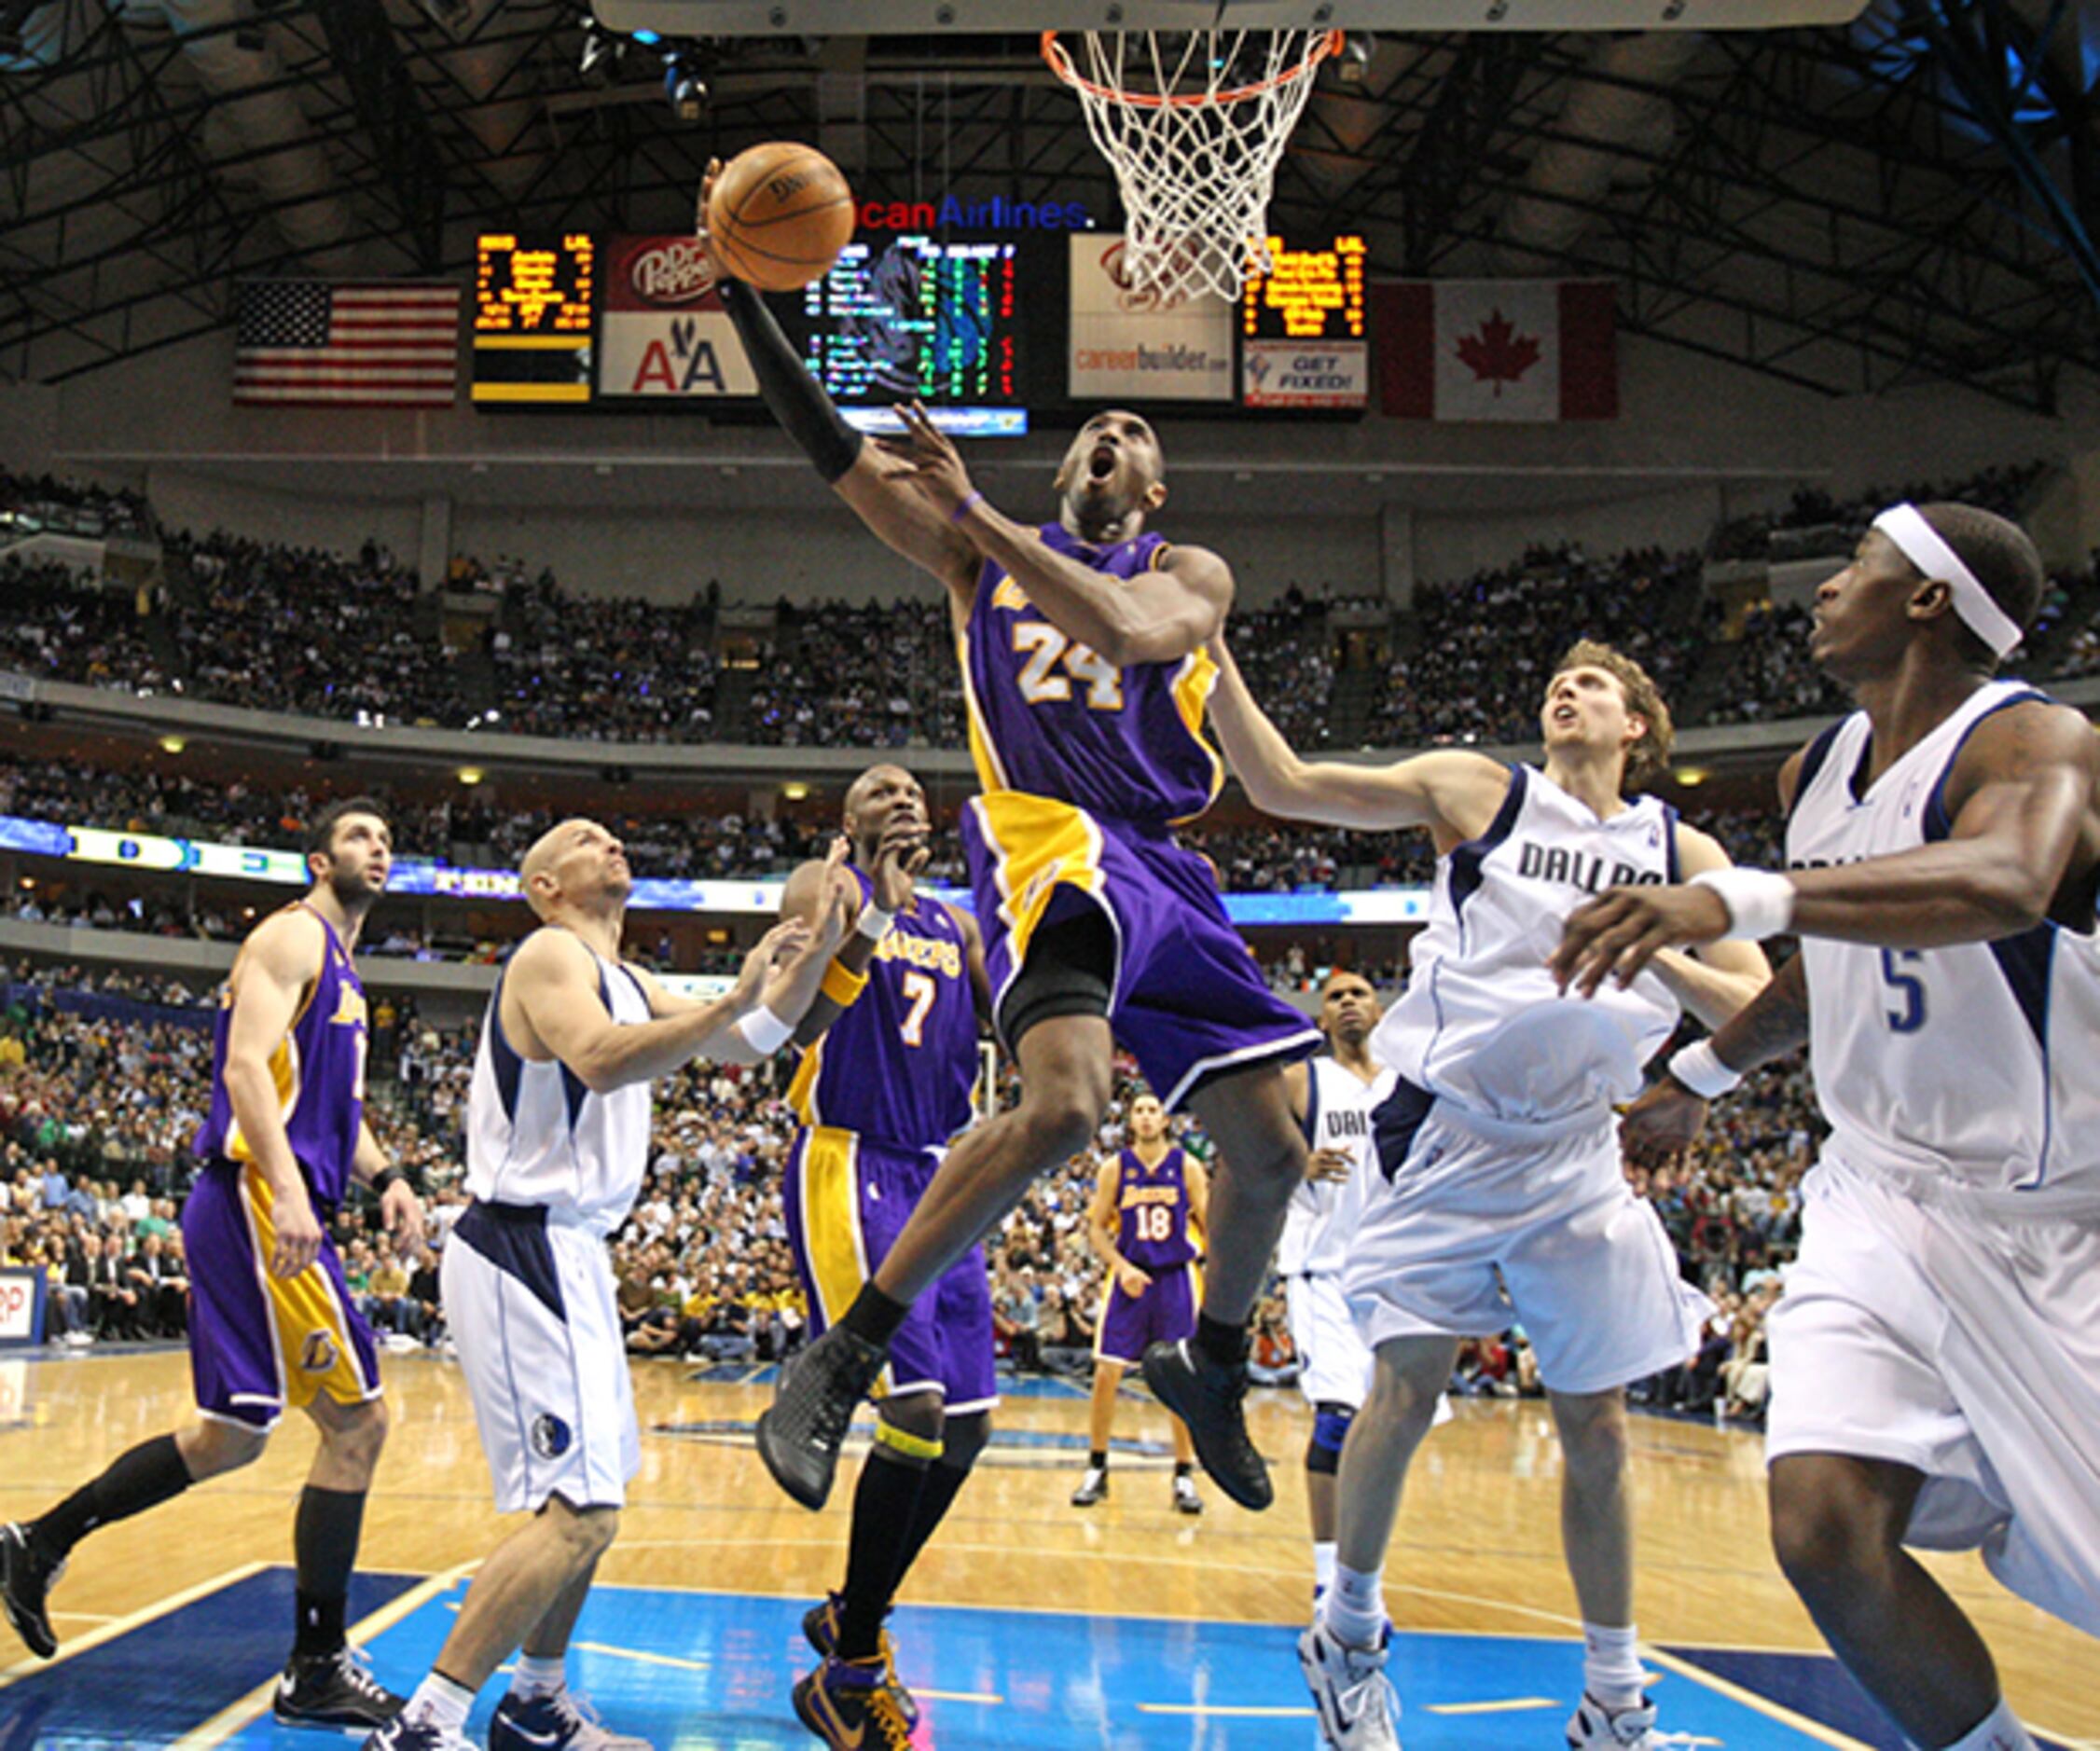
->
xmin=960 ymin=524 xmax=1223 ymax=828
xmin=788 ymin=866 xmax=977 ymax=1152
xmin=1373 ymin=765 xmax=1683 ymax=1124
xmin=194 ymin=901 xmax=368 ymax=1208
xmin=1788 ymin=680 xmax=2100 ymax=1206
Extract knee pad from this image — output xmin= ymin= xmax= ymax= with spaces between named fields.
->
xmin=1307 ymin=1402 xmax=1354 ymax=1474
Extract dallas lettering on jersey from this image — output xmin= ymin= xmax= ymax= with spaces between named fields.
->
xmin=1516 ymin=841 xmax=1665 ymax=893
xmin=1323 ymin=1107 xmax=1370 ymax=1138
xmin=872 ymin=930 xmax=963 ymax=980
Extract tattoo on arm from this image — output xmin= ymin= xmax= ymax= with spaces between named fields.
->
xmin=1713 ymin=951 xmax=1810 ymax=1073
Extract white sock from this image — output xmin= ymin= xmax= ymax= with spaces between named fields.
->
xmin=510 ymin=1653 xmax=567 ymax=1700
xmin=1582 ymin=1623 xmax=1646 ymax=1712
xmin=1322 ymin=1563 xmax=1385 ymax=1648
xmin=1312 ymin=1541 xmax=1338 ymax=1597
xmin=1943 ymin=1696 xmax=2038 ymax=1751
xmin=407 ymin=1673 xmax=476 ymax=1734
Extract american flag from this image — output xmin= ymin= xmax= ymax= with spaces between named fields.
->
xmin=234 ymin=281 xmax=460 ymax=407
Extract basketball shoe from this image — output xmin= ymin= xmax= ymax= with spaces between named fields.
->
xmin=360 ymin=1716 xmax=475 ymax=1751
xmin=1171 ymin=1471 xmax=1203 ymax=1515
xmin=1298 ymin=1618 xmax=1401 ymax=1751
xmin=0 ymin=1522 xmax=61 ymax=1659
xmin=755 ymin=1326 xmax=889 ymax=1510
xmin=1071 ymin=1465 xmax=1108 ymax=1506
xmin=490 ymin=1688 xmax=654 ymax=1749
xmin=794 ymin=1653 xmax=919 ymax=1751
xmin=1565 ymin=1692 xmax=1659 ymax=1748
xmin=1141 ymin=1339 xmax=1272 ymax=1510
xmin=274 ymin=1644 xmax=407 ymax=1728
xmin=803 ymin=1590 xmax=919 ymax=1726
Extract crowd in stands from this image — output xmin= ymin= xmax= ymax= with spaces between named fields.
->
xmin=1 ymin=466 xmax=153 ymax=540
xmin=1706 ymin=461 xmax=2048 ymax=563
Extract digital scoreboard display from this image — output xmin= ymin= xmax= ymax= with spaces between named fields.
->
xmin=1242 ymin=234 xmax=1367 ymax=340
xmin=472 ymin=233 xmax=596 ymax=406
xmin=799 ymin=235 xmax=1023 ymax=408
xmin=1239 ymin=233 xmax=1369 ymax=411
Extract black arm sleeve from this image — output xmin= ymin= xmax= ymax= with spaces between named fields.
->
xmin=717 ymin=277 xmax=864 ymax=485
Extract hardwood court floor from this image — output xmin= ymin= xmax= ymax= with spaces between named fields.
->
xmin=1 ymin=1346 xmax=2093 ymax=1747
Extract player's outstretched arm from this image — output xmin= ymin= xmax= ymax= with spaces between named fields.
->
xmin=1207 ymin=631 xmax=1507 ymax=839
xmin=221 ymin=907 xmax=327 ymax=1277
xmin=779 ymin=825 xmax=927 ymax=1049
xmin=891 ymin=400 xmax=1224 ymax=666
xmin=699 ymin=166 xmax=978 ymax=601
xmin=511 ymin=918 xmax=811 ymax=1090
xmin=1554 ymin=699 xmax=2100 ymax=995
xmin=1645 ymin=827 xmax=1771 ymax=1031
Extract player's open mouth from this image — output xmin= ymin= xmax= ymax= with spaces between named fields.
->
xmin=1087 ymin=445 xmax=1117 ymax=481
xmin=1552 ymin=707 xmax=1578 ymax=726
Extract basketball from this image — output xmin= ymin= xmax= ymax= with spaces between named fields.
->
xmin=707 ymin=142 xmax=856 ymax=292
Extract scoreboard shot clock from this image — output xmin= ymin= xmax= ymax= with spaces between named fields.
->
xmin=473 ymin=233 xmax=598 ymax=406
xmin=1239 ymin=234 xmax=1368 ymax=411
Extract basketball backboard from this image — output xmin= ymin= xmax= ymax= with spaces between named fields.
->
xmin=596 ymin=1 xmax=1871 ymax=34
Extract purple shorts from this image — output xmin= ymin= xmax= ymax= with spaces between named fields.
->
xmin=784 ymin=1127 xmax=999 ymax=1413
xmin=962 ymin=793 xmax=1320 ymax=1110
xmin=182 ymin=1163 xmax=381 ymax=1430
xmin=1096 ymin=1262 xmax=1199 ymax=1366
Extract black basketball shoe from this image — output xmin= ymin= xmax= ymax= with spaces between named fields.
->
xmin=0 ymin=1523 xmax=60 ymax=1659
xmin=1142 ymin=1338 xmax=1272 ymax=1510
xmin=273 ymin=1645 xmax=407 ymax=1729
xmin=754 ymin=1325 xmax=889 ymax=1510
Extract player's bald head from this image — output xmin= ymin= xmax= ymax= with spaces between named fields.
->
xmin=520 ymin=817 xmax=618 ymax=920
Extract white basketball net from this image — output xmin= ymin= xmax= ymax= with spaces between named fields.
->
xmin=1045 ymin=29 xmax=1342 ymax=307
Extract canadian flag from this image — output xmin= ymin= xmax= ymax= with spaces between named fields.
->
xmin=1372 ymin=280 xmax=1616 ymax=421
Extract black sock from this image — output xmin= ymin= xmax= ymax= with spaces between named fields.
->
xmin=889 ymin=1456 xmax=973 ymax=1592
xmin=1088 ymin=1449 xmax=1108 ymax=1470
xmin=30 ymin=1434 xmax=193 ymax=1563
xmin=1174 ymin=1461 xmax=1194 ymax=1478
xmin=836 ymin=1449 xmax=927 ymax=1661
xmin=293 ymin=1485 xmax=366 ymax=1659
xmin=1195 ymin=1313 xmax=1249 ymax=1367
xmin=839 ymin=1284 xmax=910 ymax=1350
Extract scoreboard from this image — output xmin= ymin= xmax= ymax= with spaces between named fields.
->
xmin=1239 ymin=235 xmax=1369 ymax=409
xmin=472 ymin=233 xmax=596 ymax=405
xmin=800 ymin=236 xmax=1022 ymax=407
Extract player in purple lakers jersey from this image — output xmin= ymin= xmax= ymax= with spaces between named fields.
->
xmin=778 ymin=764 xmax=993 ymax=1751
xmin=710 ymin=169 xmax=1321 ymax=1516
xmin=1073 ymin=1094 xmax=1208 ymax=1515
xmin=1 ymin=798 xmax=425 ymax=1730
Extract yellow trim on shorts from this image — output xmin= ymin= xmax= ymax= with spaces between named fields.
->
xmin=973 ymin=792 xmax=1107 ymax=973
xmin=1090 ymin=1273 xmax=1120 ymax=1364
xmin=795 ymin=1126 xmax=896 ymax=1399
xmin=240 ymin=1166 xmax=374 ymax=1412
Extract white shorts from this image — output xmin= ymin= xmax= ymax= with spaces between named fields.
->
xmin=1344 ymin=1098 xmax=1710 ymax=1396
xmin=1286 ymin=1273 xmax=1374 ymax=1411
xmin=443 ymin=1202 xmax=641 ymax=1515
xmin=1767 ymin=1151 xmax=2100 ymax=1637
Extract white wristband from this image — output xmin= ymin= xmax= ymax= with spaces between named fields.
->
xmin=1689 ymin=868 xmax=1796 ymax=941
xmin=1667 ymin=1039 xmax=1742 ymax=1099
xmin=857 ymin=903 xmax=896 ymax=944
xmin=734 ymin=1005 xmax=794 ymax=1055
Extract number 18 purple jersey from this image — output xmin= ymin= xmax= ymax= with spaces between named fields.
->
xmin=960 ymin=523 xmax=1223 ymax=828
xmin=1116 ymin=1145 xmax=1196 ymax=1269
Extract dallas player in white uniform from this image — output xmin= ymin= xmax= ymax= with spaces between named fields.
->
xmin=1208 ymin=636 xmax=1771 ymax=1751
xmin=1557 ymin=502 xmax=2099 ymax=1751
xmin=367 ymin=820 xmax=856 ymax=1751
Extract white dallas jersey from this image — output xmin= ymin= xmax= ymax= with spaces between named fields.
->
xmin=1277 ymin=1054 xmax=1395 ymax=1276
xmin=1788 ymin=680 xmax=2100 ymax=1210
xmin=1374 ymin=765 xmax=1682 ymax=1124
xmin=466 ymin=931 xmax=656 ymax=1235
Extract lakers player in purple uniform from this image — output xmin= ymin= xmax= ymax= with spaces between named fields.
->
xmin=778 ymin=764 xmax=993 ymax=1751
xmin=1073 ymin=1093 xmax=1208 ymax=1514
xmin=707 ymin=168 xmax=1321 ymax=1516
xmin=2 ymin=798 xmax=424 ymax=1729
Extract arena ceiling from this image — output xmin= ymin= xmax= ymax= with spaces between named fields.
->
xmin=0 ymin=0 xmax=2093 ymax=411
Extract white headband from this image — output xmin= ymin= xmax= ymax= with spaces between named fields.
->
xmin=1871 ymin=503 xmax=2023 ymax=659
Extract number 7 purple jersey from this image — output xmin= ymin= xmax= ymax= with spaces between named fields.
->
xmin=960 ymin=522 xmax=1223 ymax=828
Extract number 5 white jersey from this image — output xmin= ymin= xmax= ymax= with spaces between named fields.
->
xmin=1787 ymin=680 xmax=2100 ymax=1213
xmin=1372 ymin=765 xmax=1683 ymax=1126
